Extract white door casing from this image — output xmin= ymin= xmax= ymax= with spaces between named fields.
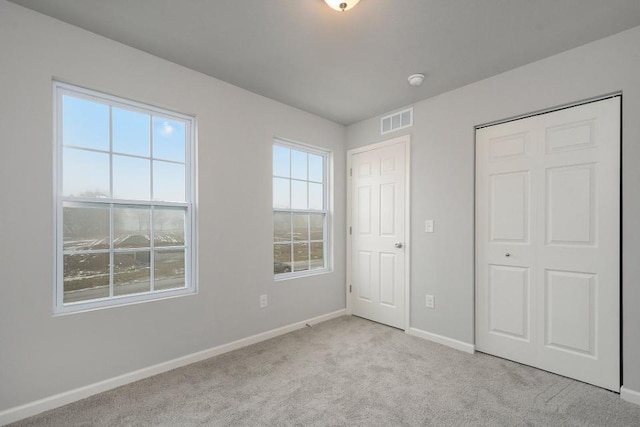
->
xmin=475 ymin=97 xmax=620 ymax=391
xmin=347 ymin=136 xmax=410 ymax=330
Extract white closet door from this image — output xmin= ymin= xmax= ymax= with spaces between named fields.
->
xmin=476 ymin=115 xmax=538 ymax=367
xmin=476 ymin=97 xmax=620 ymax=391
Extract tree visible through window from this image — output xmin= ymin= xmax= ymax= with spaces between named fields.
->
xmin=273 ymin=140 xmax=329 ymax=276
xmin=55 ymin=82 xmax=195 ymax=312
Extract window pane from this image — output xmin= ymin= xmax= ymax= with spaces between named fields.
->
xmin=63 ymin=148 xmax=110 ymax=198
xmin=274 ymin=244 xmax=292 ymax=274
xmin=293 ymin=213 xmax=309 ymax=241
xmin=291 ymin=150 xmax=307 ymax=180
xmin=308 ymin=154 xmax=323 ymax=183
xmin=273 ymin=212 xmax=291 ymax=242
xmin=63 ymin=203 xmax=110 ymax=251
xmin=273 ymin=145 xmax=290 ymax=178
xmin=114 ymin=207 xmax=150 ymax=249
xmin=155 ymin=249 xmax=186 ymax=291
xmin=153 ymin=117 xmax=185 ymax=162
xmin=113 ymin=107 xmax=150 ymax=157
xmin=272 ymin=140 xmax=328 ymax=278
xmin=309 ymin=183 xmax=323 ymax=210
xmin=310 ymin=213 xmax=324 ymax=240
xmin=56 ymin=84 xmax=195 ymax=312
xmin=153 ymin=160 xmax=185 ymax=202
xmin=273 ymin=178 xmax=290 ymax=209
xmin=293 ymin=242 xmax=309 ymax=272
xmin=62 ymin=95 xmax=109 ymax=151
xmin=113 ymin=155 xmax=151 ymax=200
xmin=291 ymin=180 xmax=307 ymax=209
xmin=63 ymin=253 xmax=110 ymax=303
xmin=114 ymin=251 xmax=150 ymax=296
xmin=154 ymin=208 xmax=185 ymax=247
xmin=310 ymin=242 xmax=324 ymax=270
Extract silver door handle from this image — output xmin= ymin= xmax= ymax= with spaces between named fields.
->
xmin=395 ymin=242 xmax=403 ymax=248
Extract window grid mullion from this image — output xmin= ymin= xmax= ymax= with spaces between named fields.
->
xmin=150 ymin=114 xmax=154 ymax=201
xmin=323 ymin=212 xmax=327 ymax=270
xmin=307 ymin=210 xmax=311 ymax=270
xmin=62 ymin=248 xmax=112 ymax=255
xmin=306 ymin=152 xmax=310 ymax=208
xmin=184 ymin=205 xmax=191 ymax=289
xmin=273 ymin=208 xmax=327 ymax=214
xmin=150 ymin=206 xmax=155 ymax=292
xmin=109 ymin=105 xmax=114 ymax=198
xmin=306 ymin=157 xmax=311 ymax=271
xmin=274 ymin=239 xmax=323 ymax=244
xmin=289 ymin=212 xmax=294 ymax=272
xmin=61 ymin=145 xmax=185 ymax=166
xmin=61 ymin=197 xmax=189 ymax=208
xmin=273 ymin=173 xmax=322 ymax=184
xmin=109 ymin=205 xmax=114 ymax=298
xmin=149 ymin=115 xmax=156 ymax=292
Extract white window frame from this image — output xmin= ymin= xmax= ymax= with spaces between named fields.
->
xmin=273 ymin=138 xmax=331 ymax=279
xmin=53 ymin=82 xmax=197 ymax=314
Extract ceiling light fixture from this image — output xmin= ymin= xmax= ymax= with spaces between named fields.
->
xmin=324 ymin=0 xmax=360 ymax=12
xmin=408 ymin=73 xmax=425 ymax=87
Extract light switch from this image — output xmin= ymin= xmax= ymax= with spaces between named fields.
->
xmin=425 ymin=219 xmax=434 ymax=233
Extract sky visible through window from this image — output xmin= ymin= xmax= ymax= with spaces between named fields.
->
xmin=62 ymin=95 xmax=186 ymax=201
xmin=273 ymin=144 xmax=324 ymax=210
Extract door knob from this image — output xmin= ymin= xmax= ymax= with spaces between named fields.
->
xmin=395 ymin=242 xmax=403 ymax=248
xmin=505 ymin=253 xmax=511 ymax=257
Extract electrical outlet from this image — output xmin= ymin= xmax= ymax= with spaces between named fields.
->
xmin=425 ymin=294 xmax=435 ymax=309
xmin=260 ymin=294 xmax=268 ymax=308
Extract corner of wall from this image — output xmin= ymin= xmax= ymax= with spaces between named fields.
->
xmin=621 ymin=386 xmax=640 ymax=407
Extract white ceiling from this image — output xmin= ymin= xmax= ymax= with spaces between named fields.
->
xmin=9 ymin=0 xmax=640 ymax=125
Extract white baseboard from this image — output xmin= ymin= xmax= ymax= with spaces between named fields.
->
xmin=0 ymin=309 xmax=347 ymax=426
xmin=621 ymin=386 xmax=640 ymax=406
xmin=407 ymin=327 xmax=475 ymax=354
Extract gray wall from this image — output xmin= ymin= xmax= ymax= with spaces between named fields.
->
xmin=347 ymin=25 xmax=640 ymax=392
xmin=0 ymin=1 xmax=346 ymax=411
xmin=2 ymin=0 xmax=640 ymax=413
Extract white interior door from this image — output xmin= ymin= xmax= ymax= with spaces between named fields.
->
xmin=476 ymin=97 xmax=620 ymax=391
xmin=349 ymin=138 xmax=408 ymax=329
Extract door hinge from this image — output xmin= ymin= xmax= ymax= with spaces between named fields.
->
xmin=349 ymin=226 xmax=352 ymax=235
xmin=349 ymin=285 xmax=352 ymax=293
xmin=349 ymin=168 xmax=352 ymax=176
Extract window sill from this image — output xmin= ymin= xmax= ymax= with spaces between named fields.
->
xmin=53 ymin=287 xmax=197 ymax=316
xmin=274 ymin=268 xmax=332 ymax=282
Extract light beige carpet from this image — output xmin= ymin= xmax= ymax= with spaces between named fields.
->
xmin=10 ymin=315 xmax=640 ymax=426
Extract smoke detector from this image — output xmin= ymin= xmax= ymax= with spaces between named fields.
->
xmin=408 ymin=73 xmax=425 ymax=87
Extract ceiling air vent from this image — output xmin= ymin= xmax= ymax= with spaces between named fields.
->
xmin=381 ymin=107 xmax=412 ymax=135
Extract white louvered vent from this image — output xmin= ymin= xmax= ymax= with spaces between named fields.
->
xmin=381 ymin=108 xmax=412 ymax=135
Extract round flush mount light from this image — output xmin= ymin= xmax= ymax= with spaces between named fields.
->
xmin=324 ymin=0 xmax=360 ymax=12
xmin=408 ymin=73 xmax=425 ymax=87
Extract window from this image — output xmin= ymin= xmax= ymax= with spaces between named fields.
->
xmin=54 ymin=82 xmax=195 ymax=313
xmin=273 ymin=140 xmax=329 ymax=277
